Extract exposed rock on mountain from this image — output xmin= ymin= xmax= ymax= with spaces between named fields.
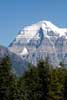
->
xmin=9 ymin=20 xmax=67 ymax=67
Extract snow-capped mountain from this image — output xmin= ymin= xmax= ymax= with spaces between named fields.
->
xmin=9 ymin=20 xmax=67 ymax=68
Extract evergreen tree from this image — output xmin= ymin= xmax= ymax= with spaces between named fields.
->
xmin=64 ymin=69 xmax=67 ymax=100
xmin=37 ymin=59 xmax=49 ymax=100
xmin=48 ymin=64 xmax=66 ymax=100
xmin=0 ymin=56 xmax=17 ymax=100
xmin=17 ymin=64 xmax=37 ymax=100
xmin=17 ymin=59 xmax=49 ymax=100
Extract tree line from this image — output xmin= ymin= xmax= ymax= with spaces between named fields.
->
xmin=0 ymin=56 xmax=67 ymax=100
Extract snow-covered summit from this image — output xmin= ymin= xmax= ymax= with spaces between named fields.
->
xmin=9 ymin=20 xmax=67 ymax=68
xmin=15 ymin=20 xmax=67 ymax=42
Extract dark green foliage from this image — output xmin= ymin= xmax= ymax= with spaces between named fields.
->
xmin=0 ymin=56 xmax=17 ymax=100
xmin=48 ymin=63 xmax=66 ymax=100
xmin=13 ymin=59 xmax=67 ymax=100
xmin=37 ymin=59 xmax=49 ymax=100
xmin=0 ymin=56 xmax=67 ymax=100
xmin=17 ymin=59 xmax=49 ymax=100
xmin=64 ymin=70 xmax=67 ymax=100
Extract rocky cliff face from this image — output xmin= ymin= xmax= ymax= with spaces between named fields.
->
xmin=8 ymin=20 xmax=67 ymax=67
xmin=0 ymin=45 xmax=28 ymax=75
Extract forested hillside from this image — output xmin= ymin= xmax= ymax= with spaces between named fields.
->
xmin=0 ymin=56 xmax=67 ymax=100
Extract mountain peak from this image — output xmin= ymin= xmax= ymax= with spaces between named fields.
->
xmin=9 ymin=20 xmax=67 ymax=48
xmin=8 ymin=20 xmax=67 ymax=74
xmin=37 ymin=20 xmax=54 ymax=25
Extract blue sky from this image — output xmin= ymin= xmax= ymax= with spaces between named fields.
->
xmin=0 ymin=0 xmax=67 ymax=47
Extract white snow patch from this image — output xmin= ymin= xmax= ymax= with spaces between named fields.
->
xmin=20 ymin=47 xmax=28 ymax=56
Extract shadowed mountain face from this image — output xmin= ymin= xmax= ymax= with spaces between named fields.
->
xmin=1 ymin=20 xmax=67 ymax=75
xmin=0 ymin=46 xmax=28 ymax=76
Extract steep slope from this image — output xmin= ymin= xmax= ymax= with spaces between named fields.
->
xmin=0 ymin=45 xmax=9 ymax=59
xmin=9 ymin=20 xmax=67 ymax=67
xmin=0 ymin=45 xmax=28 ymax=75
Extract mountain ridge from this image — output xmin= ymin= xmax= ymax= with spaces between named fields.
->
xmin=9 ymin=20 xmax=67 ymax=48
xmin=8 ymin=20 xmax=67 ymax=69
